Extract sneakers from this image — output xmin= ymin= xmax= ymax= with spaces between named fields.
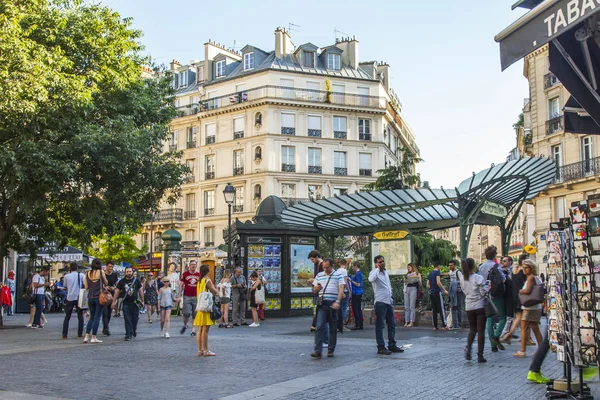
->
xmin=248 ymin=323 xmax=260 ymax=327
xmin=377 ymin=347 xmax=392 ymax=355
xmin=165 ymin=333 xmax=170 ymax=339
xmin=83 ymin=336 xmax=89 ymax=343
xmin=389 ymin=346 xmax=405 ymax=353
xmin=90 ymin=338 xmax=102 ymax=343
xmin=180 ymin=325 xmax=187 ymax=335
xmin=492 ymin=337 xmax=505 ymax=351
xmin=527 ymin=371 xmax=550 ymax=384
xmin=159 ymin=331 xmax=164 ymax=337
xmin=322 ymin=343 xmax=328 ymax=348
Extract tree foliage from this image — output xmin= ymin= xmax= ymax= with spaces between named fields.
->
xmin=412 ymin=233 xmax=458 ymax=268
xmin=0 ymin=1 xmax=185 ymax=268
xmin=363 ymin=146 xmax=422 ymax=191
xmin=86 ymin=233 xmax=143 ymax=265
xmin=319 ymin=236 xmax=351 ymax=261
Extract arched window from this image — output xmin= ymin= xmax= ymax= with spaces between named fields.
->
xmin=254 ymin=184 xmax=262 ymax=200
xmin=254 ymin=146 xmax=262 ymax=161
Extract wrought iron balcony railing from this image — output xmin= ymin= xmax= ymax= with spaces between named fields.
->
xmin=334 ymin=131 xmax=347 ymax=139
xmin=546 ymin=115 xmax=563 ymax=135
xmin=233 ymin=205 xmax=244 ymax=213
xmin=234 ymin=131 xmax=244 ymax=139
xmin=359 ymin=169 xmax=372 ymax=176
xmin=206 ymin=136 xmax=216 ymax=145
xmin=554 ymin=156 xmax=600 ymax=184
xmin=308 ymin=129 xmax=322 ymax=137
xmin=233 ymin=167 xmax=244 ymax=176
xmin=204 ymin=208 xmax=214 ymax=216
xmin=281 ymin=127 xmax=295 ymax=135
xmin=176 ymin=103 xmax=199 ymax=117
xmin=308 ymin=166 xmax=322 ymax=174
xmin=205 ymin=171 xmax=215 ymax=180
xmin=204 ymin=241 xmax=215 ymax=247
xmin=359 ymin=133 xmax=371 ymax=141
xmin=169 ymin=144 xmax=177 ymax=152
xmin=152 ymin=208 xmax=182 ymax=221
xmin=184 ymin=210 xmax=197 ymax=219
xmin=334 ymin=167 xmax=347 ymax=176
xmin=282 ymin=163 xmax=296 ymax=172
xmin=184 ymin=175 xmax=195 ymax=184
xmin=186 ymin=140 xmax=196 ymax=149
xmin=544 ymin=73 xmax=559 ymax=89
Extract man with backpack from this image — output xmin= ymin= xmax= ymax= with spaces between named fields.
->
xmin=478 ymin=245 xmax=506 ymax=352
xmin=448 ymin=260 xmax=463 ymax=329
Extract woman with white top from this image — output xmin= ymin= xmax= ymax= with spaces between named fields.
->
xmin=217 ymin=269 xmax=232 ymax=328
xmin=459 ymin=258 xmax=488 ymax=363
xmin=403 ymin=263 xmax=421 ymax=327
xmin=514 ymin=259 xmax=543 ymax=358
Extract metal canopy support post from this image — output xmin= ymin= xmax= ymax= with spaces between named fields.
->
xmin=501 ymin=200 xmax=526 ymax=256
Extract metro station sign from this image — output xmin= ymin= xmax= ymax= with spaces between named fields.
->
xmin=373 ymin=230 xmax=410 ymax=240
xmin=481 ymin=201 xmax=508 ymax=218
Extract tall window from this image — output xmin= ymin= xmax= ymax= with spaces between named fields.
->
xmin=142 ymin=233 xmax=149 ymax=248
xmin=357 ymin=87 xmax=369 ymax=106
xmin=187 ymin=127 xmax=197 ymax=148
xmin=303 ymin=51 xmax=315 ymax=68
xmin=281 ymin=112 xmax=295 ymax=135
xmin=169 ymin=131 xmax=178 ymax=150
xmin=334 ymin=151 xmax=347 ymax=175
xmin=243 ymin=52 xmax=254 ymax=71
xmin=327 ymin=53 xmax=341 ymax=70
xmin=308 ymin=184 xmax=322 ymax=200
xmin=333 ymin=116 xmax=347 ymax=139
xmin=233 ymin=150 xmax=244 ymax=175
xmin=216 ymin=60 xmax=225 ymax=78
xmin=233 ymin=117 xmax=244 ymax=139
xmin=205 ymin=155 xmax=215 ymax=179
xmin=205 ymin=123 xmax=216 ymax=144
xmin=185 ymin=159 xmax=195 ymax=182
xmin=549 ymin=97 xmax=560 ymax=118
xmin=254 ymin=184 xmax=262 ymax=200
xmin=281 ymin=146 xmax=295 ymax=172
xmin=204 ymin=191 xmax=215 ymax=216
xmin=554 ymin=196 xmax=566 ymax=220
xmin=359 ymin=153 xmax=372 ymax=176
xmin=359 ymin=119 xmax=371 ymax=141
xmin=204 ymin=227 xmax=215 ymax=246
xmin=180 ymin=71 xmax=187 ymax=87
xmin=234 ymin=186 xmax=244 ymax=212
xmin=281 ymin=78 xmax=294 ymax=99
xmin=582 ymin=136 xmax=594 ymax=175
xmin=334 ymin=187 xmax=348 ymax=196
xmin=332 ymin=84 xmax=345 ymax=104
xmin=551 ymin=145 xmax=562 ymax=167
xmin=281 ymin=183 xmax=296 ymax=198
xmin=185 ymin=193 xmax=196 ymax=219
xmin=308 ymin=148 xmax=321 ymax=174
xmin=197 ymin=66 xmax=205 ymax=82
xmin=307 ymin=115 xmax=322 ymax=137
xmin=185 ymin=229 xmax=195 ymax=241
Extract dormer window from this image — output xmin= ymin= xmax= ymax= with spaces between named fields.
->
xmin=303 ymin=51 xmax=315 ymax=68
xmin=216 ymin=60 xmax=225 ymax=78
xmin=327 ymin=53 xmax=341 ymax=70
xmin=244 ymin=53 xmax=254 ymax=71
xmin=180 ymin=71 xmax=187 ymax=87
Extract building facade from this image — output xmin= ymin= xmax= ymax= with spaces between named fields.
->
xmin=137 ymin=28 xmax=419 ymax=262
xmin=520 ymin=45 xmax=600 ymax=273
xmin=432 ymin=225 xmax=502 ymax=264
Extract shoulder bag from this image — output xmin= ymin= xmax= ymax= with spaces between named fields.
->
xmin=519 ymin=277 xmax=544 ymax=307
xmin=23 ymin=281 xmax=35 ymax=304
xmin=233 ymin=276 xmax=247 ymax=301
xmin=196 ymin=279 xmax=213 ymax=312
xmin=99 ymin=273 xmax=114 ymax=306
xmin=210 ymin=293 xmax=222 ymax=321
xmin=254 ymin=283 xmax=265 ymax=304
xmin=484 ymin=293 xmax=498 ymax=321
xmin=78 ymin=273 xmax=89 ymax=310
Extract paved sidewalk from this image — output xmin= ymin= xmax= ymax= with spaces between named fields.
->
xmin=0 ymin=313 xmax=597 ymax=399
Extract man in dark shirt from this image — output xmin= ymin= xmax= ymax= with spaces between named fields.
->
xmin=426 ymin=264 xmax=448 ymax=330
xmin=102 ymin=261 xmax=118 ymax=336
xmin=112 ymin=267 xmax=143 ymax=341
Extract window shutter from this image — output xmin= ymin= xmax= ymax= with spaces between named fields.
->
xmin=206 ymin=124 xmax=216 ymax=137
xmin=234 ymin=117 xmax=244 ymax=132
xmin=281 ymin=113 xmax=294 ymax=128
xmin=359 ymin=153 xmax=372 ymax=169
xmin=308 ymin=116 xmax=321 ymax=130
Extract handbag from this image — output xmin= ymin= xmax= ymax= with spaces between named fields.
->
xmin=210 ymin=296 xmax=222 ymax=321
xmin=519 ymin=278 xmax=544 ymax=307
xmin=99 ymin=275 xmax=113 ymax=306
xmin=254 ymin=283 xmax=265 ymax=304
xmin=196 ymin=278 xmax=213 ymax=313
xmin=484 ymin=294 xmax=498 ymax=320
xmin=23 ymin=282 xmax=35 ymax=304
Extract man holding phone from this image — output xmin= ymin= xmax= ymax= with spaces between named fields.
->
xmin=311 ymin=258 xmax=344 ymax=358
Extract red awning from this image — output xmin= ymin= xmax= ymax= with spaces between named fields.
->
xmin=137 ymin=257 xmax=162 ymax=267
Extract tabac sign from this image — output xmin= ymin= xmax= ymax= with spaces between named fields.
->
xmin=373 ymin=230 xmax=410 ymax=241
xmin=481 ymin=201 xmax=508 ymax=219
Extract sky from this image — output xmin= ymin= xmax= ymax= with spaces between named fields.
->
xmin=101 ymin=0 xmax=529 ymax=189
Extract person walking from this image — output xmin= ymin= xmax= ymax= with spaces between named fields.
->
xmin=478 ymin=245 xmax=507 ymax=352
xmin=102 ymin=261 xmax=118 ymax=336
xmin=144 ymin=273 xmax=158 ymax=323
xmin=460 ymin=258 xmax=489 ymax=363
xmin=448 ymin=259 xmax=464 ymax=329
xmin=62 ymin=263 xmax=84 ymax=339
xmin=349 ymin=261 xmax=364 ymax=330
xmin=501 ymin=253 xmax=528 ymax=344
xmin=112 ymin=267 xmax=144 ymax=341
xmin=514 ymin=259 xmax=544 ymax=358
xmin=82 ymin=259 xmax=108 ymax=344
xmin=6 ymin=271 xmax=15 ymax=316
xmin=248 ymin=271 xmax=262 ymax=328
xmin=31 ymin=266 xmax=51 ymax=329
xmin=308 ymin=250 xmax=325 ymax=334
xmin=311 ymin=258 xmax=344 ymax=358
xmin=157 ymin=277 xmax=174 ymax=338
xmin=217 ymin=269 xmax=232 ymax=328
xmin=257 ymin=268 xmax=267 ymax=321
xmin=230 ymin=267 xmax=248 ymax=326
xmin=403 ymin=263 xmax=421 ymax=327
xmin=177 ymin=260 xmax=200 ymax=336
xmin=193 ymin=264 xmax=219 ymax=356
xmin=369 ymin=255 xmax=404 ymax=355
xmin=426 ymin=264 xmax=448 ymax=331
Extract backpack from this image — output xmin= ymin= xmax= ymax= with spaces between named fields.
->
xmin=487 ymin=264 xmax=505 ymax=298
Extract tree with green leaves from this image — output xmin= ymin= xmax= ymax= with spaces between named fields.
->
xmin=86 ymin=233 xmax=144 ymax=265
xmin=363 ymin=146 xmax=422 ymax=191
xmin=0 ymin=1 xmax=185 ymax=274
xmin=412 ymin=233 xmax=458 ymax=267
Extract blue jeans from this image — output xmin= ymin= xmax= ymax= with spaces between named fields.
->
xmin=85 ymin=298 xmax=104 ymax=335
xmin=314 ymin=302 xmax=337 ymax=353
xmin=123 ymin=302 xmax=139 ymax=338
xmin=33 ymin=294 xmax=44 ymax=326
xmin=375 ymin=302 xmax=397 ymax=348
xmin=341 ymin=295 xmax=350 ymax=322
xmin=404 ymin=286 xmax=417 ymax=323
xmin=452 ymin=291 xmax=464 ymax=328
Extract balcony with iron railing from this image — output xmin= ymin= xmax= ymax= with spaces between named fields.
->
xmin=169 ymin=144 xmax=177 ymax=152
xmin=233 ymin=167 xmax=244 ymax=176
xmin=184 ymin=175 xmax=195 ymax=184
xmin=359 ymin=133 xmax=371 ymax=141
xmin=308 ymin=129 xmax=322 ymax=137
xmin=184 ymin=85 xmax=386 ymax=115
xmin=176 ymin=103 xmax=199 ymax=117
xmin=206 ymin=136 xmax=215 ymax=145
xmin=204 ymin=208 xmax=214 ymax=216
xmin=282 ymin=163 xmax=296 ymax=172
xmin=546 ymin=115 xmax=563 ymax=135
xmin=234 ymin=131 xmax=244 ymax=139
xmin=544 ymin=73 xmax=559 ymax=89
xmin=334 ymin=167 xmax=347 ymax=176
xmin=205 ymin=241 xmax=215 ymax=247
xmin=308 ymin=165 xmax=322 ymax=174
xmin=186 ymin=140 xmax=196 ymax=149
xmin=184 ymin=210 xmax=197 ymax=220
xmin=233 ymin=205 xmax=244 ymax=213
xmin=554 ymin=156 xmax=600 ymax=183
xmin=205 ymin=171 xmax=215 ymax=180
xmin=359 ymin=169 xmax=372 ymax=176
xmin=281 ymin=127 xmax=295 ymax=135
xmin=334 ymin=131 xmax=347 ymax=139
xmin=152 ymin=208 xmax=183 ymax=221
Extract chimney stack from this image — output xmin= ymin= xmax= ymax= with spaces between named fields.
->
xmin=274 ymin=27 xmax=294 ymax=59
xmin=170 ymin=59 xmax=181 ymax=71
xmin=334 ymin=36 xmax=359 ymax=69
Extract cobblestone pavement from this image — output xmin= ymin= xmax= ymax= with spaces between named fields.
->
xmin=0 ymin=313 xmax=598 ymax=400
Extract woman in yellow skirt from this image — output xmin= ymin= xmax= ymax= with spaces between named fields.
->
xmin=194 ymin=264 xmax=219 ymax=356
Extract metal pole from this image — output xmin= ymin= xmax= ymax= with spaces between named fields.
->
xmin=228 ymin=203 xmax=232 ymax=270
xmin=149 ymin=218 xmax=153 ymax=274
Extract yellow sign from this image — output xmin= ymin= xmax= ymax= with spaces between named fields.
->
xmin=373 ymin=230 xmax=410 ymax=240
xmin=153 ymin=252 xmax=162 ymax=258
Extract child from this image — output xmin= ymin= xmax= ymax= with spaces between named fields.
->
xmin=158 ymin=278 xmax=175 ymax=338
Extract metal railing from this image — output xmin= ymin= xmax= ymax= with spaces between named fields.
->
xmin=524 ymin=132 xmax=533 ymax=145
xmin=206 ymin=136 xmax=215 ymax=145
xmin=282 ymin=163 xmax=296 ymax=172
xmin=544 ymin=73 xmax=559 ymax=89
xmin=334 ymin=131 xmax=347 ymax=139
xmin=179 ymin=85 xmax=386 ymax=115
xmin=281 ymin=127 xmax=295 ymax=135
xmin=233 ymin=205 xmax=243 ymax=213
xmin=204 ymin=208 xmax=214 ymax=216
xmin=205 ymin=242 xmax=215 ymax=247
xmin=280 ymin=197 xmax=311 ymax=207
xmin=334 ymin=167 xmax=347 ymax=176
xmin=359 ymin=133 xmax=371 ymax=141
xmin=205 ymin=171 xmax=215 ymax=180
xmin=555 ymin=156 xmax=600 ymax=183
xmin=169 ymin=144 xmax=177 ymax=152
xmin=308 ymin=129 xmax=322 ymax=137
xmin=184 ymin=210 xmax=197 ymax=220
xmin=308 ymin=166 xmax=322 ymax=174
xmin=234 ymin=131 xmax=244 ymax=139
xmin=233 ymin=167 xmax=244 ymax=176
xmin=359 ymin=169 xmax=372 ymax=176
xmin=546 ymin=115 xmax=563 ymax=135
xmin=153 ymin=208 xmax=182 ymax=221
xmin=184 ymin=175 xmax=195 ymax=184
xmin=186 ymin=140 xmax=196 ymax=149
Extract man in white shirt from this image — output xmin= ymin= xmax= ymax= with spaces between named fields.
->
xmin=335 ymin=260 xmax=351 ymax=333
xmin=368 ymin=255 xmax=404 ymax=355
xmin=31 ymin=265 xmax=51 ymax=329
xmin=62 ymin=262 xmax=84 ymax=339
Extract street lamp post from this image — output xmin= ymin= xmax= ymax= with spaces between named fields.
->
xmin=223 ymin=183 xmax=235 ymax=271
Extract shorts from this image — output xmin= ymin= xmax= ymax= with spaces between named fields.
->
xmin=183 ymin=296 xmax=197 ymax=318
xmin=220 ymin=297 xmax=230 ymax=304
xmin=522 ymin=308 xmax=542 ymax=323
xmin=160 ymin=306 xmax=172 ymax=312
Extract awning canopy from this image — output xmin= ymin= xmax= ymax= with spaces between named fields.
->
xmin=279 ymin=157 xmax=556 ymax=256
